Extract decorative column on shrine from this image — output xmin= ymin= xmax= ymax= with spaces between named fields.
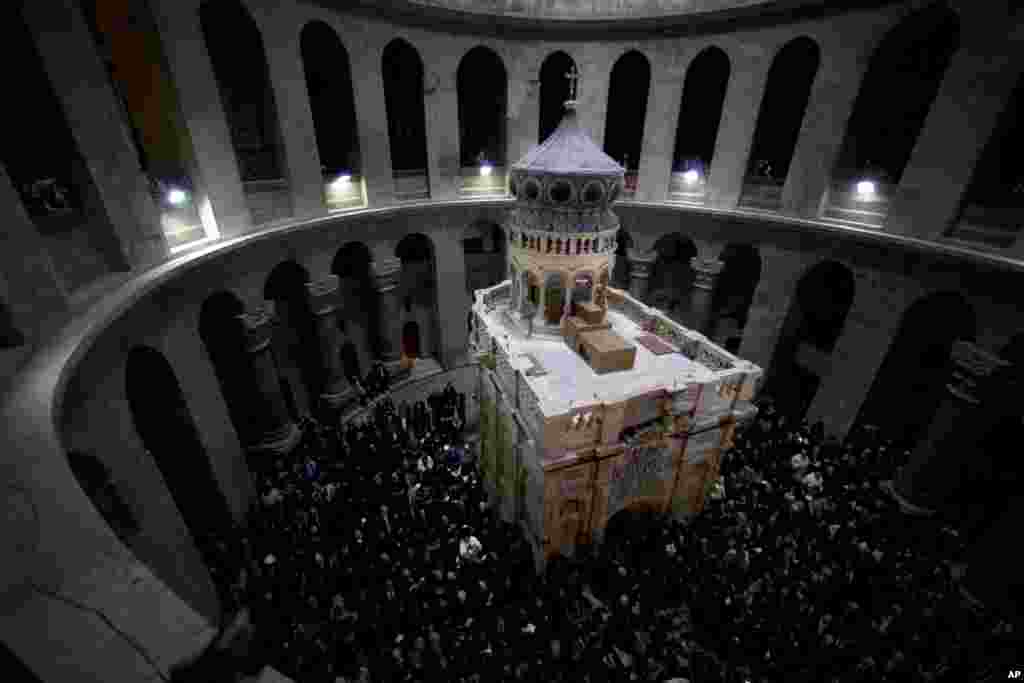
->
xmin=888 ymin=340 xmax=1022 ymax=515
xmin=689 ymin=257 xmax=725 ymax=337
xmin=240 ymin=306 xmax=301 ymax=455
xmin=372 ymin=258 xmax=403 ymax=363
xmin=625 ymin=249 xmax=657 ymax=302
xmin=305 ymin=274 xmax=355 ymax=410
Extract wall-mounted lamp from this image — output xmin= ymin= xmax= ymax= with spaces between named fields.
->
xmin=167 ymin=188 xmax=189 ymax=206
xmin=683 ymin=170 xmax=700 ymax=185
xmin=480 ymin=163 xmax=493 ymax=177
xmin=855 ymin=180 xmax=876 ymax=198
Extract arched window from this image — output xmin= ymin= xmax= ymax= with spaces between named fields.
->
xmin=200 ymin=1 xmax=284 ymax=185
xmin=125 ymin=346 xmax=231 ymax=549
xmin=669 ymin=46 xmax=730 ymax=202
xmin=300 ymin=21 xmax=362 ymax=211
xmin=538 ymin=51 xmax=576 ymax=143
xmin=739 ymin=37 xmax=820 ymax=212
xmin=853 ymin=292 xmax=974 ymax=447
xmin=604 ymin=50 xmax=651 ymax=198
xmin=950 ymin=73 xmax=1024 ymax=247
xmin=457 ymin=46 xmax=507 ymax=172
xmin=382 ymin=39 xmax=430 ymax=200
xmin=828 ymin=3 xmax=959 ymax=225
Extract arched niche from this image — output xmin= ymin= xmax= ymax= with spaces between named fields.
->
xmin=670 ymin=46 xmax=730 ymax=199
xmin=650 ymin=233 xmax=698 ymax=302
xmin=853 ymin=291 xmax=975 ymax=447
xmin=457 ymin=46 xmax=508 ymax=169
xmin=604 ymin=50 xmax=651 ymax=195
xmin=382 ymin=38 xmax=430 ymax=199
xmin=538 ymin=51 xmax=576 ymax=144
xmin=331 ymin=241 xmax=375 ymax=374
xmin=739 ymin=36 xmax=820 ymax=211
xmin=396 ymin=233 xmax=439 ymax=355
xmin=711 ymin=243 xmax=762 ymax=353
xmin=301 ymin=20 xmax=361 ymax=199
xmin=264 ymin=260 xmax=317 ymax=414
xmin=124 ymin=345 xmax=231 ymax=555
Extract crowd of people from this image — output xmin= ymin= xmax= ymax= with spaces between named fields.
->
xmin=191 ymin=376 xmax=1020 ymax=682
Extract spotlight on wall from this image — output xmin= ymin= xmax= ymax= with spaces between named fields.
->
xmin=683 ymin=170 xmax=700 ymax=185
xmin=167 ymin=188 xmax=189 ymax=206
xmin=855 ymin=180 xmax=876 ymax=198
xmin=332 ymin=174 xmax=352 ymax=189
xmin=480 ymin=163 xmax=493 ymax=177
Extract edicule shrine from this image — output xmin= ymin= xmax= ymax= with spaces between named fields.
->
xmin=470 ymin=82 xmax=764 ymax=568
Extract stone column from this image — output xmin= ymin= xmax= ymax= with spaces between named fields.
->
xmin=688 ymin=257 xmax=724 ymax=336
xmin=252 ymin=5 xmax=327 ymax=221
xmin=737 ymin=248 xmax=802 ymax=373
xmin=349 ymin=46 xmax=395 ymax=207
xmin=431 ymin=228 xmax=470 ymax=368
xmin=23 ymin=0 xmax=167 ymax=271
xmin=508 ymin=57 xmax=540 ymax=163
xmin=424 ymin=63 xmax=460 ymax=201
xmin=240 ymin=307 xmax=301 ymax=455
xmin=372 ymin=258 xmax=403 ymax=363
xmin=626 ymin=250 xmax=657 ymax=303
xmin=305 ymin=275 xmax=355 ymax=409
xmin=149 ymin=0 xmax=252 ymax=237
xmin=890 ymin=341 xmax=1021 ymax=515
xmin=636 ymin=59 xmax=681 ymax=203
xmin=705 ymin=52 xmax=770 ymax=210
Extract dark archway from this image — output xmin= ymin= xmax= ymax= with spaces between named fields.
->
xmin=300 ymin=21 xmax=360 ymax=180
xmin=402 ymin=320 xmax=421 ymax=358
xmin=200 ymin=0 xmax=284 ymax=183
xmin=125 ymin=346 xmax=231 ymax=551
xmin=382 ymin=38 xmax=430 ymax=200
xmin=539 ymin=51 xmax=576 ymax=143
xmin=544 ymin=273 xmax=565 ymax=325
xmin=711 ymin=244 xmax=761 ymax=352
xmin=341 ymin=340 xmax=361 ymax=382
xmin=951 ymin=73 xmax=1024 ymax=248
xmin=670 ymin=46 xmax=730 ymax=199
xmin=739 ymin=36 xmax=820 ymax=211
xmin=831 ymin=3 xmax=959 ymax=193
xmin=396 ymin=233 xmax=439 ymax=356
xmin=765 ymin=260 xmax=855 ymax=419
xmin=612 ymin=228 xmax=634 ymax=289
xmin=649 ymin=233 xmax=698 ymax=306
xmin=462 ymin=220 xmax=506 ymax=294
xmin=853 ymin=292 xmax=975 ymax=448
xmin=604 ymin=50 xmax=651 ymax=196
xmin=332 ymin=241 xmax=375 ymax=371
xmin=457 ymin=46 xmax=508 ymax=169
xmin=264 ymin=260 xmax=320 ymax=411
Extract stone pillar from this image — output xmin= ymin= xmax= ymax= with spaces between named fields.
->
xmin=431 ymin=229 xmax=470 ymax=368
xmin=23 ymin=0 xmax=167 ymax=271
xmin=349 ymin=46 xmax=394 ymax=207
xmin=577 ymin=50 xmax=611 ymax=150
xmin=305 ymin=275 xmax=355 ymax=409
xmin=508 ymin=58 xmax=540 ymax=163
xmin=636 ymin=59 xmax=681 ymax=203
xmin=885 ymin=14 xmax=1021 ymax=241
xmin=626 ymin=249 xmax=657 ymax=302
xmin=424 ymin=63 xmax=460 ymax=201
xmin=149 ymin=0 xmax=252 ymax=237
xmin=688 ymin=257 xmax=724 ymax=336
xmin=240 ymin=307 xmax=301 ymax=455
xmin=737 ymin=247 xmax=802 ymax=373
xmin=890 ymin=341 xmax=1021 ymax=514
xmin=252 ymin=6 xmax=327 ymax=221
xmin=705 ymin=52 xmax=770 ymax=210
xmin=372 ymin=258 xmax=403 ymax=363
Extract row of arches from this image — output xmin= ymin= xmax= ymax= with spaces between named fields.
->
xmin=193 ymin=1 xmax=1011 ymax=230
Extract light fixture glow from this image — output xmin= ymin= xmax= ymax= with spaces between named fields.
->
xmin=332 ymin=174 xmax=352 ymax=188
xmin=167 ymin=188 xmax=188 ymax=206
xmin=856 ymin=180 xmax=876 ymax=197
xmin=480 ymin=163 xmax=492 ymax=177
xmin=683 ymin=170 xmax=700 ymax=185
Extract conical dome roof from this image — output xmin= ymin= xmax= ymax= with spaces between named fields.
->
xmin=512 ymin=108 xmax=624 ymax=177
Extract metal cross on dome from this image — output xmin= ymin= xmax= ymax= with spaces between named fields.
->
xmin=565 ymin=66 xmax=580 ymax=101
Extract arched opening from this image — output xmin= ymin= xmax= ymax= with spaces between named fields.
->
xmin=462 ymin=220 xmax=506 ymax=294
xmin=264 ymin=260 xmax=319 ymax=414
xmin=739 ymin=36 xmax=820 ymax=212
xmin=538 ymin=51 xmax=576 ymax=143
xmin=198 ymin=290 xmax=264 ymax=446
xmin=649 ymin=233 xmax=698 ymax=312
xmin=396 ymin=233 xmax=438 ymax=357
xmin=853 ymin=292 xmax=975 ymax=447
xmin=544 ymin=273 xmax=565 ymax=325
xmin=402 ymin=320 xmax=421 ymax=358
xmin=200 ymin=0 xmax=290 ymax=223
xmin=382 ymin=38 xmax=430 ymax=200
xmin=0 ymin=4 xmax=126 ymax=291
xmin=604 ymin=50 xmax=651 ymax=198
xmin=612 ymin=229 xmax=633 ymax=290
xmin=711 ymin=244 xmax=761 ymax=353
xmin=827 ymin=3 xmax=959 ymax=226
xmin=125 ymin=346 xmax=231 ymax=554
xmin=457 ymin=45 xmax=508 ymax=195
xmin=670 ymin=46 xmax=730 ymax=202
xmin=300 ymin=21 xmax=362 ymax=211
xmin=341 ymin=340 xmax=361 ymax=383
xmin=765 ymin=260 xmax=855 ymax=419
xmin=950 ymin=73 xmax=1024 ymax=247
xmin=332 ymin=241 xmax=375 ymax=374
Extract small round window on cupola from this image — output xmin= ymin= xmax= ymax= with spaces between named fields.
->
xmin=549 ymin=179 xmax=574 ymax=203
xmin=582 ymin=180 xmax=605 ymax=205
